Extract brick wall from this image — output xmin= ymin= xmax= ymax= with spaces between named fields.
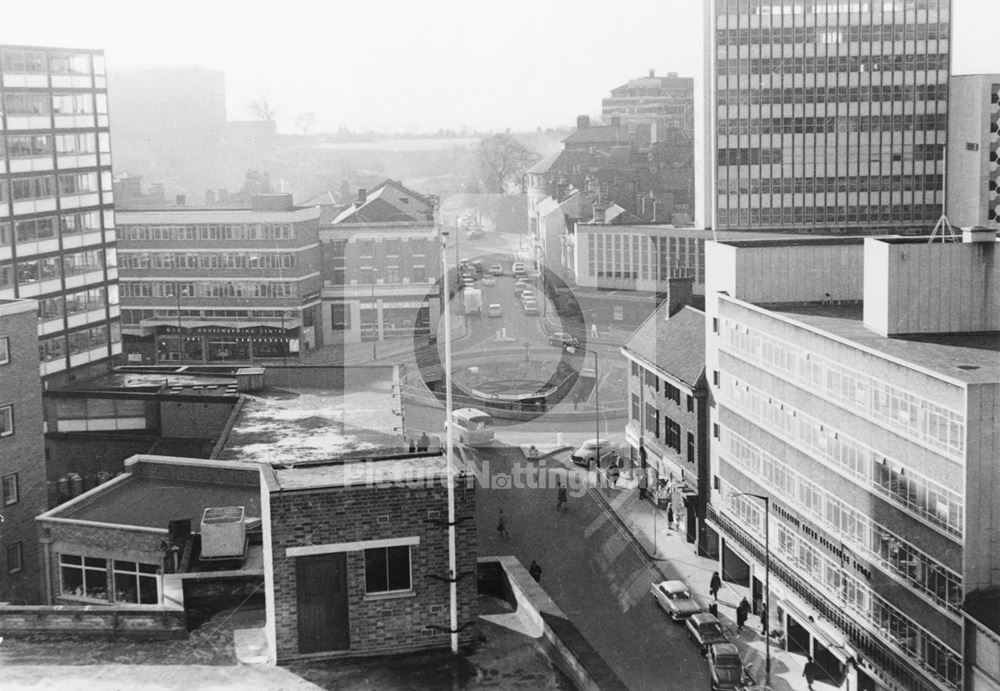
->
xmin=0 ymin=605 xmax=186 ymax=638
xmin=270 ymin=476 xmax=478 ymax=660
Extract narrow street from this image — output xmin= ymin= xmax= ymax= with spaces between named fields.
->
xmin=475 ymin=447 xmax=711 ymax=691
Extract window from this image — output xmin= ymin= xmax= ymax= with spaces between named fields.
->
xmin=2 ymin=473 xmax=18 ymax=505
xmin=0 ymin=404 xmax=12 ymax=437
xmin=113 ymin=560 xmax=160 ymax=604
xmin=60 ymin=554 xmax=108 ymax=600
xmin=331 ymin=302 xmax=351 ymax=330
xmin=664 ymin=417 xmax=682 ymax=453
xmin=631 ymin=394 xmax=641 ymax=422
xmin=713 ymin=370 xmax=720 ymax=387
xmin=7 ymin=542 xmax=23 ymax=574
xmin=687 ymin=395 xmax=694 ymax=413
xmin=687 ymin=432 xmax=695 ymax=464
xmin=0 ymin=336 xmax=8 ymax=365
xmin=364 ymin=545 xmax=412 ymax=594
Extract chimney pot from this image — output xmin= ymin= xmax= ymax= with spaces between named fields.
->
xmin=576 ymin=115 xmax=590 ymax=130
xmin=357 ymin=188 xmax=367 ymax=205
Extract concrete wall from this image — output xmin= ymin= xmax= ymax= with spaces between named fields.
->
xmin=733 ymin=241 xmax=865 ymax=305
xmin=964 ymin=383 xmax=1000 ymax=592
xmin=159 ymin=398 xmax=237 ymax=438
xmin=945 ymin=75 xmax=999 ymax=229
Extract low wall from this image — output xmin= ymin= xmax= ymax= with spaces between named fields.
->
xmin=480 ymin=555 xmax=627 ymax=691
xmin=0 ymin=605 xmax=187 ymax=639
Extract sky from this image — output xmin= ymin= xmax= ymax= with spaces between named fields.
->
xmin=2 ymin=0 xmax=998 ymax=134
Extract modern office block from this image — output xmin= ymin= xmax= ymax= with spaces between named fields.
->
xmin=946 ymin=74 xmax=999 ymax=229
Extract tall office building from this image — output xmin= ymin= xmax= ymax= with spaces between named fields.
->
xmin=945 ymin=74 xmax=999 ymax=229
xmin=0 ymin=45 xmax=121 ymax=385
xmin=710 ymin=0 xmax=950 ymax=233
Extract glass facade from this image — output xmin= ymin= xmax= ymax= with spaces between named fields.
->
xmin=713 ymin=0 xmax=950 ymax=231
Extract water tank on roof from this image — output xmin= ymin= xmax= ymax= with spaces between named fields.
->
xmin=200 ymin=506 xmax=246 ymax=559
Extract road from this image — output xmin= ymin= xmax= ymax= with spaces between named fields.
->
xmin=475 ymin=446 xmax=711 ymax=691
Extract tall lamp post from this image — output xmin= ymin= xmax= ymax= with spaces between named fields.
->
xmin=734 ymin=491 xmax=770 ymax=688
xmin=440 ymin=228 xmax=458 ymax=654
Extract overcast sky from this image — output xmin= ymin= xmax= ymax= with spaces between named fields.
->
xmin=3 ymin=0 xmax=998 ymax=134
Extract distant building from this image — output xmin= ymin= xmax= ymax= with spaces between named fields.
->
xmin=0 ymin=45 xmax=122 ymax=386
xmin=704 ymin=230 xmax=999 ymax=691
xmin=319 ymin=180 xmax=440 ymax=346
xmin=116 ymin=194 xmax=322 ymax=364
xmin=0 ymin=299 xmax=46 ymax=603
xmin=946 ymin=74 xmax=1000 ymax=229
xmin=261 ymin=452 xmax=478 ymax=661
xmin=963 ymin=589 xmax=1000 ymax=691
xmin=621 ymin=282 xmax=712 ymax=554
xmin=709 ymin=0 xmax=950 ymax=233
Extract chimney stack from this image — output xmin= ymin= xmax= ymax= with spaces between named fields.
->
xmin=357 ymin=188 xmax=367 ymax=206
xmin=649 ymin=69 xmax=655 ymax=78
xmin=576 ymin=115 xmax=590 ymax=130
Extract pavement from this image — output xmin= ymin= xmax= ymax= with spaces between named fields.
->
xmin=517 ymin=443 xmax=842 ymax=691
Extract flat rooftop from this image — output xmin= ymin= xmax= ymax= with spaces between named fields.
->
xmin=218 ymin=368 xmax=405 ymax=466
xmin=271 ymin=451 xmax=461 ymax=491
xmin=770 ymin=302 xmax=1000 ymax=385
xmin=55 ymin=366 xmax=239 ymax=395
xmin=46 ymin=474 xmax=260 ymax=529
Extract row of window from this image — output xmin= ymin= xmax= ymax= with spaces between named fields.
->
xmin=718 ymin=0 xmax=945 ymax=14
xmin=38 ymin=287 xmax=110 ymax=321
xmin=718 ymin=84 xmax=948 ymax=107
xmin=118 ymin=281 xmax=296 ymax=300
xmin=1 ymin=49 xmax=103 ymax=76
xmin=715 ymin=22 xmax=948 ymax=47
xmin=118 ymin=252 xmax=296 ymax=271
xmin=121 ymin=308 xmax=301 ymax=326
xmin=2 ymin=91 xmax=108 ymax=116
xmin=0 ymin=172 xmax=102 ymax=202
xmin=59 ymin=554 xmax=159 ymax=604
xmin=721 ymin=318 xmax=965 ymax=455
xmin=723 ymin=428 xmax=963 ymax=614
xmin=117 ymin=223 xmax=294 ymax=241
xmin=586 ymin=232 xmax=706 ymax=285
xmin=714 ymin=202 xmax=943 ymax=226
xmin=717 ymin=113 xmax=948 ymax=136
xmin=726 ymin=376 xmax=963 ymax=535
xmin=14 ymin=248 xmax=108 ymax=285
xmin=716 ymin=53 xmax=949 ymax=76
xmin=39 ymin=323 xmax=120 ymax=363
xmin=727 ymin=492 xmax=961 ymax=689
xmin=718 ymin=174 xmax=945 ymax=196
xmin=1 ymin=211 xmax=104 ymax=245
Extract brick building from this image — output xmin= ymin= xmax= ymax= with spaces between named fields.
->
xmin=0 ymin=298 xmax=46 ymax=603
xmin=320 ymin=180 xmax=440 ymax=347
xmin=261 ymin=452 xmax=478 ymax=661
xmin=116 ymin=193 xmax=322 ymax=364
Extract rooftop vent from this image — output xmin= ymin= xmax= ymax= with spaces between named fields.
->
xmin=200 ymin=506 xmax=246 ymax=559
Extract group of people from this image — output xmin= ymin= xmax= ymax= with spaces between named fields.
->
xmin=407 ymin=432 xmax=431 ymax=453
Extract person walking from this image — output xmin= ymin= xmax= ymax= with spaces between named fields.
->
xmin=804 ymin=656 xmax=820 ymax=690
xmin=709 ymin=571 xmax=722 ymax=600
xmin=556 ymin=481 xmax=568 ymax=513
xmin=529 ymin=560 xmax=542 ymax=583
xmin=666 ymin=503 xmax=674 ymax=531
xmin=760 ymin=600 xmax=769 ymax=636
xmin=417 ymin=431 xmax=430 ymax=452
xmin=736 ymin=596 xmax=750 ymax=634
xmin=497 ymin=508 xmax=510 ymax=539
xmin=638 ymin=474 xmax=648 ymax=500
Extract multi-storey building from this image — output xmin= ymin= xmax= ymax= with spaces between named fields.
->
xmin=116 ymin=194 xmax=322 ymax=363
xmin=319 ymin=180 xmax=440 ymax=346
xmin=946 ymin=74 xmax=999 ymax=229
xmin=710 ymin=0 xmax=951 ymax=233
xmin=0 ymin=299 xmax=46 ymax=604
xmin=0 ymin=45 xmax=121 ymax=386
xmin=704 ymin=231 xmax=999 ymax=691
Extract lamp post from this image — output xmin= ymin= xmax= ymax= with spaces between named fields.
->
xmin=734 ymin=491 xmax=770 ymax=688
xmin=440 ymin=228 xmax=459 ymax=655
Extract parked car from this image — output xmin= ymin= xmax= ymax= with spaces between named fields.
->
xmin=487 ymin=303 xmax=503 ymax=318
xmin=513 ymin=281 xmax=530 ymax=298
xmin=708 ymin=643 xmax=751 ymax=691
xmin=512 ymin=261 xmax=526 ymax=276
xmin=651 ymin=579 xmax=702 ymax=620
xmin=521 ymin=288 xmax=535 ymax=302
xmin=472 ymin=259 xmax=485 ymax=274
xmin=570 ymin=439 xmax=614 ymax=466
xmin=686 ymin=612 xmax=728 ymax=655
xmin=522 ymin=298 xmax=539 ymax=315
xmin=548 ymin=332 xmax=581 ymax=349
xmin=489 ymin=263 xmax=504 ymax=276
xmin=482 ymin=274 xmax=496 ymax=286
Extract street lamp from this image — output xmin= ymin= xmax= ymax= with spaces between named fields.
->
xmin=733 ymin=491 xmax=770 ymax=688
xmin=439 ymin=228 xmax=459 ymax=655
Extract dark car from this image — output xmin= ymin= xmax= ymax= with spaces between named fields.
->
xmin=708 ymin=643 xmax=751 ymax=691
xmin=547 ymin=332 xmax=580 ymax=349
xmin=686 ymin=612 xmax=728 ymax=655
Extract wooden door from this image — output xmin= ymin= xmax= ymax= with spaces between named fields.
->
xmin=296 ymin=553 xmax=350 ymax=653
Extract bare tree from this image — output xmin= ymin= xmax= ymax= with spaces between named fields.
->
xmin=295 ymin=112 xmax=317 ymax=136
xmin=478 ymin=134 xmax=540 ymax=195
xmin=247 ymin=97 xmax=279 ymax=122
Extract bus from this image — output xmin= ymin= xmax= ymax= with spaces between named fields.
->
xmin=447 ymin=408 xmax=495 ymax=446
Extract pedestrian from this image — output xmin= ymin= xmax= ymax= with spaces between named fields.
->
xmin=556 ymin=481 xmax=568 ymax=513
xmin=709 ymin=571 xmax=722 ymax=600
xmin=497 ymin=508 xmax=509 ymax=539
xmin=666 ymin=503 xmax=674 ymax=530
xmin=529 ymin=560 xmax=542 ymax=583
xmin=591 ymin=322 xmax=598 ymax=339
xmin=609 ymin=463 xmax=620 ymax=487
xmin=804 ymin=656 xmax=820 ymax=690
xmin=638 ymin=474 xmax=648 ymax=500
xmin=760 ymin=600 xmax=769 ymax=636
xmin=418 ymin=431 xmax=430 ymax=452
xmin=736 ymin=596 xmax=750 ymax=633
xmin=408 ymin=438 xmax=416 ymax=453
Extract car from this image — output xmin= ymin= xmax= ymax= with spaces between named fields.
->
xmin=708 ymin=643 xmax=752 ymax=691
xmin=472 ymin=259 xmax=485 ymax=274
xmin=512 ymin=261 xmax=527 ymax=277
xmin=522 ymin=299 xmax=539 ymax=315
xmin=651 ymin=579 xmax=703 ymax=621
xmin=570 ymin=439 xmax=603 ymax=466
xmin=482 ymin=274 xmax=496 ymax=286
xmin=513 ymin=281 xmax=530 ymax=298
xmin=487 ymin=303 xmax=503 ymax=318
xmin=548 ymin=332 xmax=581 ymax=349
xmin=489 ymin=263 xmax=504 ymax=276
xmin=521 ymin=288 xmax=535 ymax=302
xmin=686 ymin=612 xmax=728 ymax=655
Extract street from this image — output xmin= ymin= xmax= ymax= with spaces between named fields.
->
xmin=474 ymin=446 xmax=711 ymax=691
